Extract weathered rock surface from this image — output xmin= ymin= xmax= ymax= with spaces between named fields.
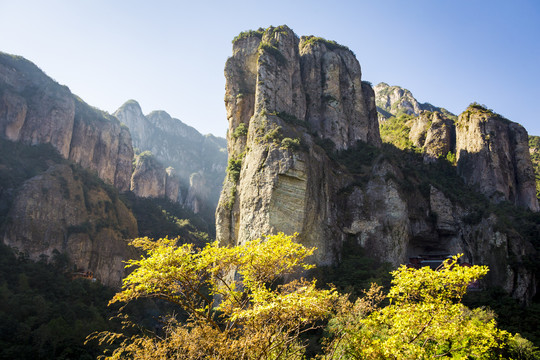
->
xmin=114 ymin=100 xmax=227 ymax=216
xmin=3 ymin=164 xmax=138 ymax=286
xmin=217 ymin=26 xmax=538 ymax=302
xmin=300 ymin=37 xmax=381 ymax=150
xmin=456 ymin=106 xmax=539 ymax=211
xmin=0 ymin=52 xmax=134 ymax=191
xmin=218 ymin=26 xmax=381 ymax=262
xmin=130 ymin=152 xmax=180 ymax=202
xmin=374 ymin=82 xmax=455 ymax=121
xmin=408 ymin=111 xmax=456 ymax=162
xmin=0 ymin=52 xmax=143 ymax=287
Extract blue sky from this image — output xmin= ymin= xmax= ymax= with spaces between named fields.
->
xmin=1 ymin=0 xmax=539 ymax=136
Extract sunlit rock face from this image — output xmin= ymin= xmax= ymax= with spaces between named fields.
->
xmin=216 ymin=26 xmax=538 ymax=302
xmin=0 ymin=52 xmax=140 ymax=286
xmin=0 ymin=52 xmax=134 ymax=192
xmin=456 ymin=106 xmax=539 ymax=212
xmin=374 ymin=82 xmax=455 ymax=122
xmin=217 ymin=25 xmax=381 ymax=265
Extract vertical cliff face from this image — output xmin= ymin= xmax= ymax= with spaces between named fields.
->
xmin=0 ymin=52 xmax=139 ymax=286
xmin=218 ymin=26 xmax=381 ymax=265
xmin=376 ymin=82 xmax=538 ymax=212
xmin=408 ymin=111 xmax=456 ymax=162
xmin=130 ymin=151 xmax=180 ymax=203
xmin=300 ymin=37 xmax=381 ymax=150
xmin=3 ymin=163 xmax=138 ymax=287
xmin=217 ymin=26 xmax=538 ymax=301
xmin=0 ymin=53 xmax=134 ymax=192
xmin=114 ymin=100 xmax=227 ymax=216
xmin=456 ymin=105 xmax=539 ymax=211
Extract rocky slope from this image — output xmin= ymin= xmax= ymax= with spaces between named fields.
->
xmin=379 ymin=103 xmax=539 ymax=212
xmin=216 ymin=26 xmax=538 ymax=301
xmin=374 ymin=82 xmax=455 ymax=121
xmin=0 ymin=137 xmax=138 ymax=287
xmin=0 ymin=52 xmax=142 ymax=286
xmin=0 ymin=52 xmax=133 ymax=191
xmin=114 ymin=100 xmax=227 ymax=219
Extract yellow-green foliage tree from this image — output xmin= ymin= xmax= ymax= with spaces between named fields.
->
xmin=91 ymin=233 xmax=339 ymax=359
xmin=323 ymin=256 xmax=519 ymax=359
xmin=92 ymin=237 xmax=536 ymax=359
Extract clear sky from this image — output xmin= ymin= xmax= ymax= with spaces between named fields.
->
xmin=1 ymin=0 xmax=539 ymax=136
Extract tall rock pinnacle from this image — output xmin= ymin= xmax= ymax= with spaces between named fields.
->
xmin=216 ymin=27 xmax=538 ymax=302
xmin=217 ymin=25 xmax=382 ymax=265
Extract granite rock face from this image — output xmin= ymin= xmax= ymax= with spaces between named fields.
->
xmin=3 ymin=164 xmax=138 ymax=287
xmin=218 ymin=26 xmax=381 ymax=265
xmin=0 ymin=52 xmax=134 ymax=191
xmin=0 ymin=52 xmax=140 ymax=286
xmin=456 ymin=106 xmax=539 ymax=211
xmin=131 ymin=152 xmax=180 ymax=202
xmin=114 ymin=101 xmax=227 ymax=216
xmin=374 ymin=82 xmax=455 ymax=121
xmin=408 ymin=111 xmax=456 ymax=162
xmin=216 ymin=26 xmax=538 ymax=302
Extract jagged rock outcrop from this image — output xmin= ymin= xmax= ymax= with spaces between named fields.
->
xmin=131 ymin=151 xmax=180 ymax=202
xmin=218 ymin=26 xmax=381 ymax=265
xmin=374 ymin=82 xmax=455 ymax=122
xmin=217 ymin=26 xmax=537 ymax=302
xmin=114 ymin=100 xmax=227 ymax=216
xmin=408 ymin=111 xmax=456 ymax=162
xmin=456 ymin=105 xmax=539 ymax=211
xmin=378 ymin=91 xmax=538 ymax=211
xmin=0 ymin=52 xmax=143 ymax=286
xmin=3 ymin=164 xmax=138 ymax=286
xmin=0 ymin=52 xmax=134 ymax=191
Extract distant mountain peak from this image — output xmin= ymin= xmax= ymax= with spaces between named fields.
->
xmin=374 ymin=82 xmax=455 ymax=121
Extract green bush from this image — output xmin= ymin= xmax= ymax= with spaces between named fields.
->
xmin=280 ymin=137 xmax=301 ymax=151
xmin=300 ymin=35 xmax=352 ymax=54
xmin=226 ymin=155 xmax=243 ymax=183
xmin=232 ymin=28 xmax=265 ymax=44
xmin=379 ymin=113 xmax=416 ymax=150
xmin=231 ymin=123 xmax=248 ymax=139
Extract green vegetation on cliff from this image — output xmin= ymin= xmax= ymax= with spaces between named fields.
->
xmin=232 ymin=28 xmax=265 ymax=44
xmin=379 ymin=113 xmax=416 ymax=150
xmin=529 ymin=135 xmax=540 ymax=200
xmin=300 ymin=35 xmax=352 ymax=53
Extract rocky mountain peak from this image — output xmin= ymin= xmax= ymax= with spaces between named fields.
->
xmin=374 ymin=82 xmax=455 ymax=122
xmin=217 ymin=28 xmax=539 ymax=301
xmin=114 ymin=100 xmax=227 ymax=220
xmin=0 ymin=52 xmax=133 ymax=192
xmin=219 ymin=26 xmax=386 ymax=261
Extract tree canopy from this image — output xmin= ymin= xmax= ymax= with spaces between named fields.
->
xmin=91 ymin=233 xmax=339 ymax=359
xmin=91 ymin=236 xmax=539 ymax=359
